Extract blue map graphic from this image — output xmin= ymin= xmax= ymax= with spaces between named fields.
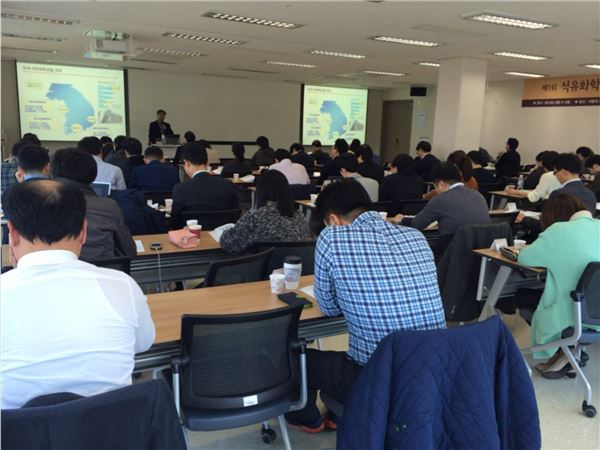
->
xmin=320 ymin=101 xmax=347 ymax=138
xmin=46 ymin=83 xmax=94 ymax=134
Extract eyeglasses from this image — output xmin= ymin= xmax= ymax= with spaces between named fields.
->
xmin=553 ymin=169 xmax=561 ymax=175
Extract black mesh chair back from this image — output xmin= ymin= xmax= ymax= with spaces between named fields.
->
xmin=395 ymin=199 xmax=428 ymax=216
xmin=289 ymin=184 xmax=318 ymax=200
xmin=368 ymin=201 xmax=392 ymax=213
xmin=489 ymin=211 xmax=519 ymax=229
xmin=180 ymin=305 xmax=303 ymax=409
xmin=574 ymin=262 xmax=600 ymax=325
xmin=182 ymin=209 xmax=242 ymax=230
xmin=143 ymin=191 xmax=173 ymax=205
xmin=252 ymin=240 xmax=316 ymax=276
xmin=90 ymin=257 xmax=131 ymax=275
xmin=202 ymin=247 xmax=274 ymax=287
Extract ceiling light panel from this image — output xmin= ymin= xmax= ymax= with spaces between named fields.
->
xmin=417 ymin=61 xmax=440 ymax=67
xmin=162 ymin=32 xmax=245 ymax=45
xmin=363 ymin=70 xmax=407 ymax=77
xmin=583 ymin=64 xmax=600 ymax=70
xmin=2 ymin=32 xmax=65 ymax=42
xmin=493 ymin=51 xmax=548 ymax=61
xmin=372 ymin=36 xmax=440 ymax=47
xmin=310 ymin=50 xmax=366 ymax=59
xmin=504 ymin=71 xmax=546 ymax=78
xmin=140 ymin=47 xmax=204 ymax=57
xmin=203 ymin=12 xmax=301 ymax=29
xmin=1 ymin=12 xmax=79 ymax=25
xmin=265 ymin=61 xmax=317 ymax=68
xmin=463 ymin=12 xmax=556 ymax=30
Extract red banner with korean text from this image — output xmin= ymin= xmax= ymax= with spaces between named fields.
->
xmin=522 ymin=75 xmax=600 ymax=107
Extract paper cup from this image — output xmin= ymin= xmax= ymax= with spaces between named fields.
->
xmin=189 ymin=224 xmax=202 ymax=236
xmin=269 ymin=273 xmax=286 ymax=294
xmin=310 ymin=194 xmax=318 ymax=204
xmin=233 ymin=173 xmax=240 ymax=180
xmin=379 ymin=212 xmax=388 ymax=220
xmin=284 ymin=256 xmax=302 ymax=290
xmin=186 ymin=219 xmax=198 ymax=227
xmin=165 ymin=198 xmax=173 ymax=209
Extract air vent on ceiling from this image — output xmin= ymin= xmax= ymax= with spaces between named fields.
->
xmin=3 ymin=46 xmax=57 ymax=54
xmin=229 ymin=67 xmax=278 ymax=74
xmin=2 ymin=32 xmax=65 ymax=42
xmin=127 ymin=57 xmax=179 ymax=65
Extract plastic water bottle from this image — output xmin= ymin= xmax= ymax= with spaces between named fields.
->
xmin=161 ymin=134 xmax=166 ymax=145
xmin=517 ymin=174 xmax=524 ymax=190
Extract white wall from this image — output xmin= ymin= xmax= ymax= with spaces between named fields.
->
xmin=480 ymin=80 xmax=600 ymax=163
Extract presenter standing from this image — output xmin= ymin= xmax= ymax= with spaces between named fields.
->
xmin=148 ymin=109 xmax=175 ymax=144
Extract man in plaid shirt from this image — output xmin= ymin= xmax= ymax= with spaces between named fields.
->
xmin=286 ymin=179 xmax=445 ymax=432
xmin=1 ymin=135 xmax=41 ymax=198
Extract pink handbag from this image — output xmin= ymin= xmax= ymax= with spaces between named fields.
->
xmin=168 ymin=229 xmax=198 ymax=248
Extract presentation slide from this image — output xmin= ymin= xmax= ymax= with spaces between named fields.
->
xmin=16 ymin=62 xmax=127 ymax=141
xmin=301 ymin=85 xmax=368 ymax=146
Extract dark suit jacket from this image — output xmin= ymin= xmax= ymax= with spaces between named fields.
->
xmin=129 ymin=160 xmax=180 ymax=192
xmin=379 ymin=173 xmax=424 ymax=215
xmin=148 ymin=120 xmax=174 ymax=144
xmin=414 ymin=153 xmax=440 ymax=181
xmin=549 ymin=179 xmax=597 ymax=214
xmin=358 ymin=162 xmax=385 ymax=184
xmin=523 ymin=167 xmax=544 ymax=190
xmin=221 ymin=159 xmax=252 ymax=178
xmin=473 ymin=167 xmax=496 ymax=184
xmin=116 ymin=155 xmax=146 ymax=185
xmin=251 ymin=147 xmax=275 ymax=166
xmin=291 ymin=151 xmax=314 ymax=173
xmin=495 ymin=150 xmax=521 ymax=178
xmin=319 ymin=157 xmax=342 ymax=183
xmin=311 ymin=149 xmax=331 ymax=164
xmin=171 ymin=172 xmax=240 ymax=229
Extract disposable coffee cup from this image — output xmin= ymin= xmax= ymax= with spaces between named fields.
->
xmin=310 ymin=194 xmax=318 ymax=204
xmin=269 ymin=273 xmax=286 ymax=294
xmin=186 ymin=219 xmax=198 ymax=228
xmin=283 ymin=255 xmax=302 ymax=290
xmin=164 ymin=198 xmax=173 ymax=209
xmin=189 ymin=224 xmax=202 ymax=237
xmin=379 ymin=212 xmax=388 ymax=220
xmin=233 ymin=173 xmax=240 ymax=181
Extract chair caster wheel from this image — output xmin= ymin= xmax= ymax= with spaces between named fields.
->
xmin=582 ymin=402 xmax=596 ymax=418
xmin=261 ymin=427 xmax=277 ymax=444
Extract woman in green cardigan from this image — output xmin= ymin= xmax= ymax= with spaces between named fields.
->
xmin=516 ymin=193 xmax=600 ymax=378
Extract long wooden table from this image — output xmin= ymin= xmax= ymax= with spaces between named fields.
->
xmin=134 ymin=275 xmax=347 ymax=371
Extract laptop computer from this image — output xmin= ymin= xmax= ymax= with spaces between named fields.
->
xmin=91 ymin=182 xmax=111 ymax=197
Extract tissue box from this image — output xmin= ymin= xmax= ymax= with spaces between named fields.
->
xmin=168 ymin=229 xmax=198 ymax=248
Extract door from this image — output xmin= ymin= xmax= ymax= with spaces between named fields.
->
xmin=380 ymin=100 xmax=413 ymax=163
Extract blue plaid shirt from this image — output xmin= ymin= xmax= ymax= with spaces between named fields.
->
xmin=314 ymin=211 xmax=446 ymax=365
xmin=1 ymin=158 xmax=19 ymax=198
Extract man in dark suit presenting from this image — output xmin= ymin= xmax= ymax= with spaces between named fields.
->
xmin=170 ymin=142 xmax=239 ymax=229
xmin=148 ymin=109 xmax=175 ymax=144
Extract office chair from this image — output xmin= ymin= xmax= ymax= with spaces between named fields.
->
xmin=521 ymin=262 xmax=600 ymax=418
xmin=171 ymin=305 xmax=308 ymax=450
xmin=289 ymin=184 xmax=318 ymax=201
xmin=182 ymin=209 xmax=241 ymax=230
xmin=252 ymin=240 xmax=316 ymax=276
xmin=201 ymin=247 xmax=274 ymax=287
xmin=89 ymin=256 xmax=131 ymax=275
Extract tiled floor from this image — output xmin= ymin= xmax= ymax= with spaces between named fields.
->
xmin=186 ymin=314 xmax=600 ymax=450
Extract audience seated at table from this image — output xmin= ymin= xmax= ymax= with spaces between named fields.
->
xmin=337 ymin=153 xmax=379 ymax=202
xmin=584 ymin=154 xmax=600 ymax=199
xmin=284 ymin=178 xmax=445 ymax=432
xmin=290 ymin=142 xmax=314 ymax=173
xmin=2 ymin=137 xmax=41 ymax=198
xmin=424 ymin=150 xmax=478 ymax=200
xmin=220 ymin=170 xmax=313 ymax=254
xmin=251 ymin=135 xmax=275 ymax=167
xmin=495 ymin=137 xmax=521 ymax=179
xmin=117 ymin=138 xmax=146 ymax=185
xmin=576 ymin=146 xmax=594 ymax=166
xmin=513 ymin=194 xmax=600 ymax=379
xmin=170 ymin=142 xmax=239 ymax=229
xmin=14 ymin=144 xmax=49 ymax=183
xmin=100 ymin=135 xmax=114 ymax=160
xmin=172 ymin=130 xmax=195 ymax=166
xmin=0 ymin=180 xmax=155 ymax=409
xmin=356 ymin=144 xmax=384 ymax=184
xmin=379 ymin=153 xmax=424 ymax=214
xmin=396 ymin=163 xmax=490 ymax=250
xmin=308 ymin=139 xmax=330 ymax=165
xmin=549 ymin=153 xmax=596 ymax=214
xmin=413 ymin=140 xmax=440 ymax=182
xmin=221 ymin=142 xmax=253 ymax=178
xmin=269 ymin=148 xmax=310 ymax=185
xmin=467 ymin=150 xmax=495 ymax=184
xmin=507 ymin=151 xmax=560 ymax=204
xmin=128 ymin=146 xmax=180 ymax=192
xmin=523 ymin=151 xmax=547 ymax=190
xmin=50 ymin=149 xmax=137 ymax=261
xmin=78 ymin=136 xmax=126 ymax=191
xmin=104 ymin=134 xmax=128 ymax=166
xmin=319 ymin=138 xmax=348 ymax=183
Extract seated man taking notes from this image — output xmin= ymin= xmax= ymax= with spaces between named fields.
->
xmin=285 ymin=179 xmax=445 ymax=432
xmin=1 ymin=180 xmax=155 ymax=409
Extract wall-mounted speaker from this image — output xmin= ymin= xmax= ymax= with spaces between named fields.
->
xmin=410 ymin=86 xmax=427 ymax=97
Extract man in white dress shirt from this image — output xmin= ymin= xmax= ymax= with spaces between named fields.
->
xmin=1 ymin=180 xmax=155 ymax=409
xmin=269 ymin=148 xmax=310 ymax=185
xmin=78 ymin=136 xmax=126 ymax=191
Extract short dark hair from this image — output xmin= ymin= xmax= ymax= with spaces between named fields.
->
xmin=77 ymin=136 xmax=102 ymax=156
xmin=337 ymin=153 xmax=358 ymax=173
xmin=349 ymin=139 xmax=361 ymax=153
xmin=416 ymin=141 xmax=432 ymax=153
xmin=391 ymin=153 xmax=415 ymax=174
xmin=256 ymin=136 xmax=269 ymax=148
xmin=198 ymin=139 xmax=212 ymax=149
xmin=123 ymin=137 xmax=143 ymax=156
xmin=274 ymin=148 xmax=292 ymax=162
xmin=114 ymin=135 xmax=127 ymax=150
xmin=585 ymin=155 xmax=600 ymax=168
xmin=430 ymin=163 xmax=461 ymax=184
xmin=541 ymin=151 xmax=559 ymax=171
xmin=506 ymin=137 xmax=519 ymax=151
xmin=334 ymin=138 xmax=349 ymax=154
xmin=447 ymin=150 xmax=473 ymax=182
xmin=554 ymin=153 xmax=582 ymax=174
xmin=156 ymin=109 xmax=166 ymax=115
xmin=535 ymin=151 xmax=547 ymax=162
xmin=18 ymin=145 xmax=50 ymax=172
xmin=11 ymin=139 xmax=35 ymax=158
xmin=256 ymin=170 xmax=295 ymax=217
xmin=100 ymin=136 xmax=113 ymax=145
xmin=576 ymin=146 xmax=594 ymax=159
xmin=311 ymin=140 xmax=321 ymax=148
xmin=3 ymin=180 xmax=86 ymax=245
xmin=315 ymin=178 xmax=371 ymax=221
xmin=360 ymin=144 xmax=374 ymax=163
xmin=182 ymin=141 xmax=208 ymax=165
xmin=540 ymin=193 xmax=589 ymax=231
xmin=184 ymin=131 xmax=196 ymax=143
xmin=21 ymin=133 xmax=41 ymax=146
xmin=232 ymin=142 xmax=245 ymax=162
xmin=467 ymin=150 xmax=485 ymax=166
xmin=144 ymin=146 xmax=164 ymax=160
xmin=290 ymin=143 xmax=304 ymax=153
xmin=50 ymin=148 xmax=97 ymax=185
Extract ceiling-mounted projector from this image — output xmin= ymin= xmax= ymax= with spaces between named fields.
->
xmin=84 ymin=29 xmax=132 ymax=61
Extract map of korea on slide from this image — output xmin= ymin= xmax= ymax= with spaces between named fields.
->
xmin=46 ymin=83 xmax=95 ymax=134
xmin=319 ymin=101 xmax=348 ymax=139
